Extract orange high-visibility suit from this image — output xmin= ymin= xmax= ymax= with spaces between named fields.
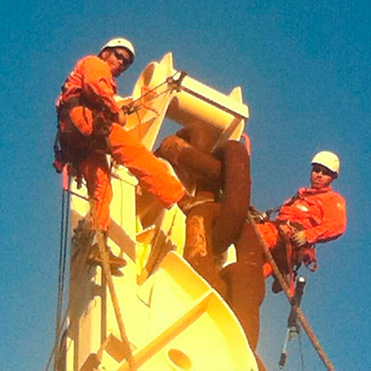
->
xmin=256 ymin=186 xmax=346 ymax=276
xmin=56 ymin=55 xmax=185 ymax=231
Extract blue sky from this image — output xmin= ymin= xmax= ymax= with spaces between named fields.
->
xmin=0 ymin=1 xmax=370 ymax=370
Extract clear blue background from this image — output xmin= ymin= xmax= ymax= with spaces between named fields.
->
xmin=0 ymin=1 xmax=370 ymax=370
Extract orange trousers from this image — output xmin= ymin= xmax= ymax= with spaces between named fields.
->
xmin=255 ymin=222 xmax=281 ymax=277
xmin=71 ymin=123 xmax=185 ymax=231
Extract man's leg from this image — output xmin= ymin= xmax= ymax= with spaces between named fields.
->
xmin=79 ymin=152 xmax=113 ymax=231
xmin=255 ymin=222 xmax=280 ymax=277
xmin=79 ymin=152 xmax=127 ymax=267
xmin=108 ymin=123 xmax=185 ymax=207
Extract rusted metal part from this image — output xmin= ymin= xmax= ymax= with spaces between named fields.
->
xmin=158 ymin=134 xmax=222 ymax=190
xmin=183 ymin=201 xmax=226 ymax=294
xmin=212 ymin=141 xmax=251 ymax=253
xmin=220 ymin=262 xmax=262 ymax=350
xmin=176 ymin=125 xmax=217 ymax=155
xmin=156 ymin=132 xmax=226 ymax=293
xmin=179 ymin=147 xmax=222 ymax=189
xmin=220 ymin=222 xmax=265 ymax=351
xmin=157 ymin=135 xmax=191 ymax=167
xmin=254 ymin=353 xmax=267 ymax=371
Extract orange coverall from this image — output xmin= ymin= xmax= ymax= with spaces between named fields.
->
xmin=56 ymin=55 xmax=185 ymax=231
xmin=256 ymin=186 xmax=346 ymax=276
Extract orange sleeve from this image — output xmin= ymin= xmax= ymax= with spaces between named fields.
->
xmin=304 ymin=193 xmax=346 ymax=244
xmin=81 ymin=56 xmax=121 ymax=114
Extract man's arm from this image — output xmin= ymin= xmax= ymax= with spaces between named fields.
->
xmin=81 ymin=56 xmax=121 ymax=116
xmin=304 ymin=193 xmax=346 ymax=245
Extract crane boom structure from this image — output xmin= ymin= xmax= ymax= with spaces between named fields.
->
xmin=56 ymin=53 xmax=257 ymax=371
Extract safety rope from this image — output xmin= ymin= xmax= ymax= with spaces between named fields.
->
xmin=53 ymin=178 xmax=70 ymax=370
xmin=246 ymin=212 xmax=336 ymax=371
xmin=45 ymin=172 xmax=72 ymax=371
xmin=44 ymin=232 xmax=92 ymax=371
xmin=123 ymin=71 xmax=181 ymax=115
xmin=298 ymin=331 xmax=305 ymax=371
xmin=131 ymin=84 xmax=175 ymax=141
xmin=45 ymin=173 xmax=99 ymax=370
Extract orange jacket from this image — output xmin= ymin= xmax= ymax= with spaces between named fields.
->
xmin=56 ymin=55 xmax=121 ymax=116
xmin=276 ymin=186 xmax=346 ymax=245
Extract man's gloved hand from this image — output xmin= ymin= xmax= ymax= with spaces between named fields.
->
xmin=291 ymin=231 xmax=307 ymax=248
xmin=249 ymin=206 xmax=268 ymax=223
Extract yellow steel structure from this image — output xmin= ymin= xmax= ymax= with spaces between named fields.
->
xmin=63 ymin=53 xmax=256 ymax=371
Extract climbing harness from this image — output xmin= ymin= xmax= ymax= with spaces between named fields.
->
xmin=250 ymin=204 xmax=318 ymax=294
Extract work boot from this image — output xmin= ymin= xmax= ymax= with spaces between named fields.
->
xmin=87 ymin=243 xmax=127 ymax=268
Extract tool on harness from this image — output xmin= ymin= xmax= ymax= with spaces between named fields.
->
xmin=52 ymin=130 xmax=85 ymax=188
xmin=279 ymin=276 xmax=306 ymax=369
xmin=53 ymin=147 xmax=65 ymax=173
xmin=52 ymin=129 xmax=66 ymax=174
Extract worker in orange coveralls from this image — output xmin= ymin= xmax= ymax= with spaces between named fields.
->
xmin=253 ymin=151 xmax=346 ymax=287
xmin=55 ymin=38 xmax=185 ymax=262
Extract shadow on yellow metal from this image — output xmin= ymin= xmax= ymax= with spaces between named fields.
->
xmin=64 ymin=53 xmax=255 ymax=370
xmin=114 ymin=252 xmax=258 ymax=371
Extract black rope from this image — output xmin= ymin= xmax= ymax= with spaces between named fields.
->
xmin=46 ymin=176 xmax=72 ymax=371
xmin=57 ymin=188 xmax=70 ymax=366
xmin=298 ymin=331 xmax=305 ymax=371
xmin=55 ymin=189 xmax=66 ymax=369
xmin=46 ymin=184 xmax=70 ymax=371
xmin=45 ymin=192 xmax=91 ymax=371
xmin=123 ymin=71 xmax=180 ymax=115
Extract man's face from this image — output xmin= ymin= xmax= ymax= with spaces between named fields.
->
xmin=310 ymin=164 xmax=335 ymax=189
xmin=103 ymin=47 xmax=132 ymax=77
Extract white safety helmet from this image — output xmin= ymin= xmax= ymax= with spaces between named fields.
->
xmin=100 ymin=37 xmax=135 ymax=63
xmin=311 ymin=151 xmax=340 ymax=177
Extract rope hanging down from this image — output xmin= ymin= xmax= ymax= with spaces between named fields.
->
xmin=44 ymin=226 xmax=93 ymax=371
xmin=122 ymin=71 xmax=181 ymax=115
xmin=54 ymin=175 xmax=70 ymax=370
xmin=246 ymin=212 xmax=336 ymax=371
xmin=44 ymin=173 xmax=71 ymax=371
xmin=45 ymin=174 xmax=95 ymax=371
